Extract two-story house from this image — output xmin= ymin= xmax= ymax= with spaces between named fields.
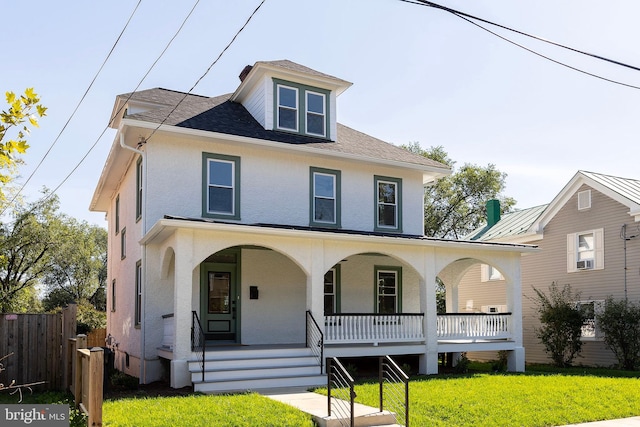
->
xmin=90 ymin=60 xmax=536 ymax=393
xmin=463 ymin=171 xmax=640 ymax=367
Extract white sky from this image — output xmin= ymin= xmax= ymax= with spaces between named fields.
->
xmin=3 ymin=0 xmax=640 ymax=227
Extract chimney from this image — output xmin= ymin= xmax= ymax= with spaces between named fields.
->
xmin=239 ymin=65 xmax=253 ymax=82
xmin=486 ymin=199 xmax=501 ymax=227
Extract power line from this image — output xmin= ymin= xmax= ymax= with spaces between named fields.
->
xmin=145 ymin=0 xmax=267 ymax=142
xmin=3 ymin=1 xmax=144 ymax=216
xmin=400 ymin=0 xmax=640 ymax=89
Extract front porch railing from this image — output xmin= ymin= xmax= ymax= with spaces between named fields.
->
xmin=436 ymin=313 xmax=512 ymax=340
xmin=324 ymin=314 xmax=425 ymax=344
xmin=306 ymin=310 xmax=324 ymax=373
xmin=191 ymin=311 xmax=206 ymax=383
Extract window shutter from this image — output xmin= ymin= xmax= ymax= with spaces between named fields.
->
xmin=567 ymin=233 xmax=577 ymax=272
xmin=594 ymin=228 xmax=604 ymax=270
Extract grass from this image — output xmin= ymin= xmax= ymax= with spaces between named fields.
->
xmin=102 ymin=392 xmax=314 ymax=427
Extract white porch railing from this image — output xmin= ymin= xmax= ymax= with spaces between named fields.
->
xmin=436 ymin=313 xmax=512 ymax=340
xmin=161 ymin=313 xmax=174 ymax=349
xmin=324 ymin=314 xmax=425 ymax=344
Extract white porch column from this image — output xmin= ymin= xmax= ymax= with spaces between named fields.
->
xmin=171 ymin=229 xmax=195 ymax=388
xmin=306 ymin=240 xmax=325 ymax=336
xmin=421 ymin=248 xmax=439 ymax=375
xmin=506 ymin=254 xmax=525 ymax=372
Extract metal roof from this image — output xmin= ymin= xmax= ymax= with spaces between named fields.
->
xmin=467 ymin=204 xmax=548 ymax=241
xmin=580 ymin=170 xmax=640 ymax=206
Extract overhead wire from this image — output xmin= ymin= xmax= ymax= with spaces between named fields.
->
xmin=1 ymin=0 xmax=144 ymax=217
xmin=400 ymin=0 xmax=640 ymax=90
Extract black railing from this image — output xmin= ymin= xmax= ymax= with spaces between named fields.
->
xmin=379 ymin=355 xmax=409 ymax=427
xmin=306 ymin=310 xmax=324 ymax=373
xmin=327 ymin=357 xmax=356 ymax=427
xmin=191 ymin=311 xmax=206 ymax=383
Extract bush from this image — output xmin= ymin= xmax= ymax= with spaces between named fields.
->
xmin=110 ymin=371 xmax=139 ymax=390
xmin=597 ymin=297 xmax=640 ymax=370
xmin=454 ymin=352 xmax=470 ymax=373
xmin=491 ymin=350 xmax=509 ymax=372
xmin=533 ymin=283 xmax=586 ymax=367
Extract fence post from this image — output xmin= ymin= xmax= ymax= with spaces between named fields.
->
xmin=88 ymin=347 xmax=104 ymax=427
xmin=62 ymin=304 xmax=77 ymax=391
xmin=74 ymin=334 xmax=87 ymax=406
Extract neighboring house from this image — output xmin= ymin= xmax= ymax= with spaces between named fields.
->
xmin=463 ymin=171 xmax=640 ymax=366
xmin=90 ymin=60 xmax=535 ymax=392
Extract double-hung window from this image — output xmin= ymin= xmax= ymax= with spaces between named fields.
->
xmin=135 ymin=260 xmax=142 ymax=327
xmin=567 ymin=228 xmax=604 ymax=272
xmin=115 ymin=195 xmax=120 ymax=234
xmin=375 ymin=267 xmax=402 ymax=314
xmin=375 ymin=176 xmax=402 ymax=232
xmin=324 ymin=267 xmax=340 ymax=315
xmin=135 ymin=157 xmax=142 ymax=222
xmin=274 ymin=79 xmax=329 ymax=138
xmin=203 ymin=153 xmax=240 ymax=219
xmin=310 ymin=167 xmax=340 ymax=227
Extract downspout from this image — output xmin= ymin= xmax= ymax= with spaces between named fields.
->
xmin=119 ymin=132 xmax=148 ymax=383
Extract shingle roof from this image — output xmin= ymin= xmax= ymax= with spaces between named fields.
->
xmin=120 ymin=88 xmax=448 ymax=170
xmin=254 ymin=60 xmax=348 ymax=83
xmin=466 ymin=204 xmax=548 ymax=241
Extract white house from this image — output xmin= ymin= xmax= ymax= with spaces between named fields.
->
xmin=90 ymin=60 xmax=536 ymax=392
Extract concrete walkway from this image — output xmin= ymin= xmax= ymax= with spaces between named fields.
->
xmin=261 ymin=387 xmax=640 ymax=427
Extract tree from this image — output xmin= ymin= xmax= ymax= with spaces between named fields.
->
xmin=597 ymin=297 xmax=640 ymax=370
xmin=401 ymin=143 xmax=515 ymax=238
xmin=533 ymin=283 xmax=586 ymax=367
xmin=0 ymin=89 xmax=46 ymax=200
xmin=41 ymin=217 xmax=107 ymax=312
xmin=0 ymin=194 xmax=60 ymax=312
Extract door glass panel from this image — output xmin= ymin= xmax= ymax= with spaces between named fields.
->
xmin=208 ymin=272 xmax=230 ymax=314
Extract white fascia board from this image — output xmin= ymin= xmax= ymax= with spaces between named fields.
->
xmin=140 ymin=217 xmax=539 ymax=254
xmin=122 ymin=118 xmax=451 ymax=178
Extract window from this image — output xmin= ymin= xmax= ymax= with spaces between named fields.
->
xmin=375 ymin=176 xmax=402 ymax=232
xmin=578 ymin=190 xmax=591 ymax=210
xmin=481 ymin=264 xmax=504 ymax=282
xmin=576 ymin=300 xmax=604 ymax=340
xmin=111 ymin=279 xmax=116 ymax=312
xmin=202 ymin=153 xmax=240 ymax=219
xmin=310 ymin=167 xmax=341 ymax=227
xmin=273 ymin=79 xmax=329 ymax=138
xmin=115 ymin=195 xmax=120 ymax=234
xmin=375 ymin=267 xmax=402 ymax=314
xmin=135 ymin=260 xmax=142 ymax=327
xmin=306 ymin=91 xmax=326 ymax=137
xmin=136 ymin=157 xmax=142 ymax=221
xmin=567 ymin=229 xmax=604 ymax=272
xmin=324 ymin=266 xmax=341 ymax=315
xmin=120 ymin=227 xmax=126 ymax=260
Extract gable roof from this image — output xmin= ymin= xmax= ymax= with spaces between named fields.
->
xmin=117 ymin=88 xmax=450 ymax=174
xmin=531 ymin=170 xmax=640 ymax=231
xmin=466 ymin=204 xmax=548 ymax=243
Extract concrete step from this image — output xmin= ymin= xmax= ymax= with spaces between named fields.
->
xmin=191 ymin=363 xmax=323 ymax=382
xmin=193 ymin=374 xmax=327 ymax=394
xmin=188 ymin=354 xmax=318 ymax=371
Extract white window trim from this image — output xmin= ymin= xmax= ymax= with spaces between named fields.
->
xmin=207 ymin=158 xmax=236 ymax=216
xmin=481 ymin=264 xmax=504 ymax=282
xmin=276 ymin=84 xmax=299 ymax=132
xmin=313 ymin=171 xmax=336 ymax=224
xmin=567 ymin=228 xmax=604 ymax=272
xmin=575 ymin=300 xmax=604 ymax=340
xmin=305 ymin=91 xmax=326 ymax=137
xmin=376 ymin=178 xmax=401 ymax=231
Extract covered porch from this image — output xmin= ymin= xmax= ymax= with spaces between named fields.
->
xmin=141 ymin=218 xmax=534 ymax=389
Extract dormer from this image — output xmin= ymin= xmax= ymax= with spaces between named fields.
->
xmin=230 ymin=60 xmax=352 ymax=141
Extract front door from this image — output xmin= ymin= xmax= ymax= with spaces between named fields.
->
xmin=201 ymin=263 xmax=238 ymax=341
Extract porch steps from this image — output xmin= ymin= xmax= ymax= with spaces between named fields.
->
xmin=189 ymin=346 xmax=326 ymax=394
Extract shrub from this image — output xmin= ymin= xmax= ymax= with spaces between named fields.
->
xmin=110 ymin=371 xmax=139 ymax=390
xmin=491 ymin=350 xmax=509 ymax=372
xmin=533 ymin=283 xmax=586 ymax=367
xmin=454 ymin=352 xmax=470 ymax=373
xmin=597 ymin=297 xmax=640 ymax=370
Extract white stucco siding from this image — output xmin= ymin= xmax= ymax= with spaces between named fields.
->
xmin=240 ymin=248 xmax=307 ymax=344
xmin=143 ymin=134 xmax=426 ymax=235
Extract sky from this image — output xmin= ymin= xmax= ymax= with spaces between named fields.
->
xmin=3 ymin=0 xmax=640 ymax=227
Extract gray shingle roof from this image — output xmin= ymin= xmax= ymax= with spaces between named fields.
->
xmin=467 ymin=204 xmax=548 ymax=241
xmin=120 ymin=88 xmax=448 ymax=170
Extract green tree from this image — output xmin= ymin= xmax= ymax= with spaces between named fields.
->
xmin=41 ymin=218 xmax=107 ymax=312
xmin=597 ymin=297 xmax=640 ymax=370
xmin=533 ymin=282 xmax=586 ymax=367
xmin=0 ymin=88 xmax=46 ymax=199
xmin=401 ymin=143 xmax=515 ymax=238
xmin=0 ymin=194 xmax=60 ymax=312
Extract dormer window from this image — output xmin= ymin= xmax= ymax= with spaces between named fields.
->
xmin=274 ymin=79 xmax=329 ymax=138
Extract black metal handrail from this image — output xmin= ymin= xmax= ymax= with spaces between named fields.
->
xmin=306 ymin=310 xmax=324 ymax=373
xmin=191 ymin=311 xmax=206 ymax=383
xmin=379 ymin=355 xmax=409 ymax=427
xmin=328 ymin=357 xmax=356 ymax=427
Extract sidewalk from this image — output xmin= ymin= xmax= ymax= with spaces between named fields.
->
xmin=564 ymin=418 xmax=640 ymax=426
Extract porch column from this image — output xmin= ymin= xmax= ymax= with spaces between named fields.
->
xmin=420 ymin=248 xmax=439 ymax=375
xmin=306 ymin=240 xmax=325 ymax=335
xmin=506 ymin=254 xmax=525 ymax=372
xmin=171 ymin=229 xmax=195 ymax=388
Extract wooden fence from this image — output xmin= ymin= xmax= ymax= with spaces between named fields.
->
xmin=0 ymin=304 xmax=76 ymax=391
xmin=87 ymin=328 xmax=106 ymax=348
xmin=70 ymin=334 xmax=103 ymax=427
